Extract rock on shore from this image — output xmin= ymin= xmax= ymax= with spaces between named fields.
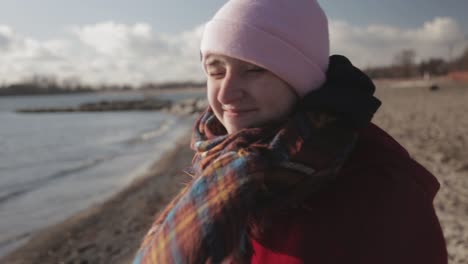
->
xmin=16 ymin=98 xmax=209 ymax=115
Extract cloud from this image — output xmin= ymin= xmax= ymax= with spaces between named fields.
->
xmin=68 ymin=22 xmax=205 ymax=84
xmin=0 ymin=25 xmax=74 ymax=84
xmin=330 ymin=17 xmax=467 ymax=67
xmin=0 ymin=21 xmax=205 ymax=85
xmin=0 ymin=17 xmax=467 ymax=85
xmin=73 ymin=22 xmax=160 ymax=57
xmin=0 ymin=25 xmax=14 ymax=50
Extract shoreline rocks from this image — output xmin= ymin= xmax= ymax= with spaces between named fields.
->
xmin=15 ymin=98 xmax=209 ymax=115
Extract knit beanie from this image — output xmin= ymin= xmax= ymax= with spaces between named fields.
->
xmin=200 ymin=0 xmax=330 ymax=97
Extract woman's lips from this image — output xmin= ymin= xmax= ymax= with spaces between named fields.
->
xmin=223 ymin=107 xmax=257 ymax=117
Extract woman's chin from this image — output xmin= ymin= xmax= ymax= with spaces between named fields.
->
xmin=223 ymin=115 xmax=254 ymax=133
xmin=224 ymin=120 xmax=254 ymax=134
xmin=225 ymin=124 xmax=245 ymax=134
xmin=223 ymin=114 xmax=280 ymax=134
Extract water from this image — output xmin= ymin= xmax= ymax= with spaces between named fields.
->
xmin=0 ymin=91 xmax=202 ymax=256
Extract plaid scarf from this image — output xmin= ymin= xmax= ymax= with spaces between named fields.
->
xmin=133 ymin=107 xmax=357 ymax=264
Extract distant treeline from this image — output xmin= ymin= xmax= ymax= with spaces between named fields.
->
xmin=0 ymin=80 xmax=94 ymax=97
xmin=364 ymin=46 xmax=468 ymax=79
xmin=0 ymin=76 xmax=206 ymax=96
xmin=139 ymin=81 xmax=206 ymax=90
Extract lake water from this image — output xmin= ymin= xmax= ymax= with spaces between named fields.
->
xmin=0 ymin=91 xmax=203 ymax=257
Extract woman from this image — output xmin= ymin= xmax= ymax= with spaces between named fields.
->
xmin=133 ymin=0 xmax=447 ymax=263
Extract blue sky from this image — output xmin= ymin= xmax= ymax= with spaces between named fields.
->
xmin=1 ymin=0 xmax=467 ymax=84
xmin=1 ymin=0 xmax=467 ymax=38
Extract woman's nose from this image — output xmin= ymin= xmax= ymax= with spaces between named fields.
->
xmin=217 ymin=72 xmax=244 ymax=104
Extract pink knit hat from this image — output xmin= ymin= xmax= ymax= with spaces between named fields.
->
xmin=200 ymin=0 xmax=330 ymax=97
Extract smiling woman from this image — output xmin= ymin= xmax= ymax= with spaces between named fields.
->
xmin=204 ymin=55 xmax=298 ymax=134
xmin=132 ymin=0 xmax=448 ymax=263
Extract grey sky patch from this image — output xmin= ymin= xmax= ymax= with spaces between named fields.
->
xmin=0 ymin=26 xmax=13 ymax=51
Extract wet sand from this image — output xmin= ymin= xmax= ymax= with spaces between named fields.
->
xmin=1 ymin=80 xmax=467 ymax=264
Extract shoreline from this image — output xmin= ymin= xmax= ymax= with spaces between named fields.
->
xmin=0 ymin=132 xmax=194 ymax=264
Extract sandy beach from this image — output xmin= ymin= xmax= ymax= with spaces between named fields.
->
xmin=1 ymin=80 xmax=467 ymax=264
xmin=373 ymin=80 xmax=468 ymax=264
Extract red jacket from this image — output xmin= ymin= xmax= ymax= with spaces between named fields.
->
xmin=250 ymin=123 xmax=448 ymax=264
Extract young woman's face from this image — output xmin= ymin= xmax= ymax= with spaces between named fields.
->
xmin=205 ymin=54 xmax=298 ymax=134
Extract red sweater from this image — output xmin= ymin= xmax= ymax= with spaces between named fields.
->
xmin=250 ymin=123 xmax=448 ymax=264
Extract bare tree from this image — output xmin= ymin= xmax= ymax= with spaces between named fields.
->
xmin=393 ymin=49 xmax=417 ymax=78
xmin=452 ymin=45 xmax=468 ymax=70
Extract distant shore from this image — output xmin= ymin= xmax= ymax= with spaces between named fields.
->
xmin=12 ymin=87 xmax=208 ymax=115
xmin=15 ymin=97 xmax=208 ymax=116
xmin=0 ymin=81 xmax=207 ymax=97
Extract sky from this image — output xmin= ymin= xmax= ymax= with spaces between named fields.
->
xmin=0 ymin=0 xmax=467 ymax=85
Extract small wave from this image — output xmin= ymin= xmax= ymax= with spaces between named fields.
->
xmin=141 ymin=120 xmax=174 ymax=140
xmin=125 ymin=119 xmax=176 ymax=145
xmin=0 ymin=157 xmax=74 ymax=172
xmin=0 ymin=155 xmax=115 ymax=206
xmin=0 ymin=232 xmax=31 ymax=257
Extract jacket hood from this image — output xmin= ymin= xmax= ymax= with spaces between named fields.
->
xmin=301 ymin=55 xmax=382 ymax=130
xmin=352 ymin=123 xmax=441 ymax=200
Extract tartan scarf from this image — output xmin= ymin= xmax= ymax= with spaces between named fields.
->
xmin=133 ymin=107 xmax=356 ymax=264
